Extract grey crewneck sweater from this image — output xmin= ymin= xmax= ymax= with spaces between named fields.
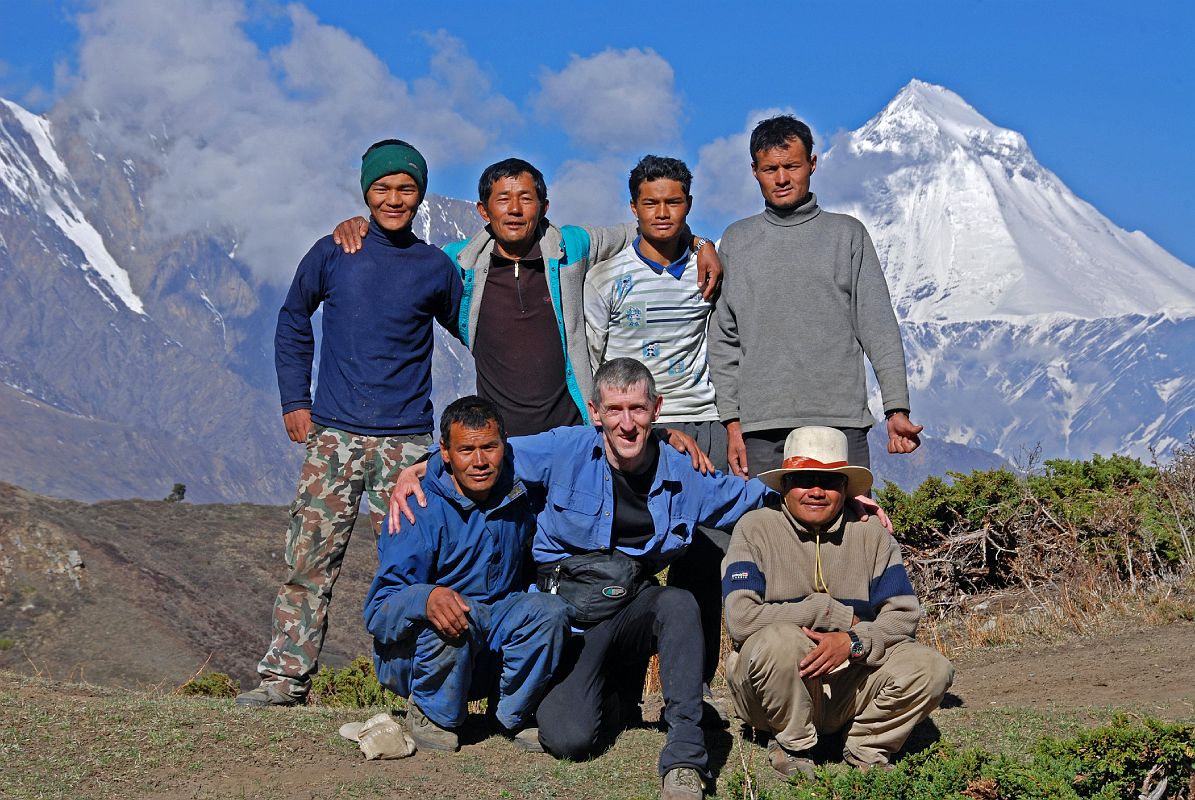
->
xmin=708 ymin=193 xmax=910 ymax=432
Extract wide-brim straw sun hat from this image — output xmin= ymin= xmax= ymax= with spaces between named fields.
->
xmin=756 ymin=426 xmax=874 ymax=498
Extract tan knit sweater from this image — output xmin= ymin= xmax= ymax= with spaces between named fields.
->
xmin=721 ymin=504 xmax=921 ymax=666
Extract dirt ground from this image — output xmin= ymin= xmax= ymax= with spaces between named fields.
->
xmin=943 ymin=618 xmax=1195 ymax=721
xmin=170 ymin=619 xmax=1195 ymax=798
xmin=6 ymin=619 xmax=1190 ymax=800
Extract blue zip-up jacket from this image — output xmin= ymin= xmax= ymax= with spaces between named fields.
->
xmin=423 ymin=426 xmax=775 ymax=573
xmin=275 ymin=223 xmax=463 ymax=435
xmin=362 ymin=452 xmax=532 ymax=647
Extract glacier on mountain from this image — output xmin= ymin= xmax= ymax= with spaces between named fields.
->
xmin=0 ymin=100 xmax=145 ymax=315
xmin=819 ymin=80 xmax=1195 ymax=463
xmin=821 ymin=80 xmax=1195 ymax=323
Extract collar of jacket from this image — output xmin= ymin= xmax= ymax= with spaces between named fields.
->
xmin=779 ymin=499 xmax=851 ymax=542
xmin=455 ymin=220 xmax=565 ymax=268
xmin=583 ymin=427 xmax=683 ymax=497
xmin=426 ymin=451 xmax=527 ymax=513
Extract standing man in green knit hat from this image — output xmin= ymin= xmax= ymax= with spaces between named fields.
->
xmin=236 ymin=139 xmax=464 ymax=707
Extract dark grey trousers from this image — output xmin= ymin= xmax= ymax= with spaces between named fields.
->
xmin=660 ymin=420 xmax=730 ymax=685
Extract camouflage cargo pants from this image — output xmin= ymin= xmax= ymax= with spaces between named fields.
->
xmin=255 ymin=424 xmax=431 ymax=697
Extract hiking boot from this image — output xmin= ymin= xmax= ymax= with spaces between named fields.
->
xmin=768 ymin=740 xmax=816 ymax=779
xmin=406 ymin=703 xmax=459 ymax=752
xmin=661 ymin=767 xmax=705 ymax=799
xmin=505 ymin=725 xmax=545 ymax=754
xmin=234 ymin=682 xmax=303 ymax=708
xmin=699 ymin=684 xmax=730 ymax=729
xmin=843 ymin=749 xmax=895 ymax=772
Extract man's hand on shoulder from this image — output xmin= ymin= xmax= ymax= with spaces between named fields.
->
xmin=799 ymin=627 xmax=852 ymax=677
xmin=426 ymin=587 xmax=470 ymax=638
xmin=660 ymin=427 xmax=714 ymax=475
xmin=332 ymin=216 xmax=370 ymax=254
xmin=886 ymin=411 xmax=923 ymax=454
xmin=282 ymin=408 xmax=313 ymax=443
xmin=386 ymin=461 xmax=430 ymax=533
xmin=851 ymin=495 xmax=892 ymax=533
xmin=692 ymin=236 xmax=722 ymax=302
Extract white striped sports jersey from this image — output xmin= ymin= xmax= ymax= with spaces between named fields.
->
xmin=584 ymin=240 xmax=718 ymax=422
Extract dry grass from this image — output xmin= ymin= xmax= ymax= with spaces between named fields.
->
xmin=921 ymin=568 xmax=1195 ymax=658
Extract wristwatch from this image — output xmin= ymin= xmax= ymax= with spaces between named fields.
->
xmin=847 ymin=630 xmax=865 ymax=659
xmin=693 ymin=236 xmax=710 ymax=253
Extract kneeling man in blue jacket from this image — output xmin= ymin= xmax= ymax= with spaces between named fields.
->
xmin=390 ymin=358 xmax=773 ymax=799
xmin=362 ymin=396 xmax=568 ymax=754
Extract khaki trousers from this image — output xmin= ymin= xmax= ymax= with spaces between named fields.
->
xmin=726 ymin=623 xmax=954 ymax=766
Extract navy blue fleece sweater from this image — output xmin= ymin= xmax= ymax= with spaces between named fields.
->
xmin=275 ymin=223 xmax=463 ymax=435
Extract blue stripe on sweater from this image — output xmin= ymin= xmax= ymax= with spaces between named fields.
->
xmin=722 ymin=561 xmax=765 ymax=598
xmin=870 ymin=563 xmax=915 ymax=607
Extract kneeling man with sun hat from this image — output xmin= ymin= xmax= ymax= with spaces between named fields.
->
xmin=720 ymin=426 xmax=954 ymax=778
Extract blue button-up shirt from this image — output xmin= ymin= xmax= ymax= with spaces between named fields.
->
xmin=505 ymin=425 xmax=774 ymax=572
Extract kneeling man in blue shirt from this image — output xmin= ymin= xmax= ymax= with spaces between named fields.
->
xmin=363 ymin=396 xmax=568 ymax=753
xmin=392 ymin=358 xmax=773 ymax=799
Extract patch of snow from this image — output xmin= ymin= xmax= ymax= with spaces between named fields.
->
xmin=199 ymin=291 xmax=227 ymax=343
xmin=1 ymin=99 xmax=146 ymax=315
xmin=1155 ymin=377 xmax=1184 ymax=404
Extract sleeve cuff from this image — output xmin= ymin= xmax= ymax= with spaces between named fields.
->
xmin=827 ymin=599 xmax=856 ymax=632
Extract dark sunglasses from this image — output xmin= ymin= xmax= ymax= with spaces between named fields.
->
xmin=784 ymin=472 xmax=847 ymax=491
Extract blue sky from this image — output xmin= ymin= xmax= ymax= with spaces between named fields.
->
xmin=2 ymin=0 xmax=1193 ymax=273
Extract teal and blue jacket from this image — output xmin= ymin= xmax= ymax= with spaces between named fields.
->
xmin=443 ymin=222 xmax=636 ymax=423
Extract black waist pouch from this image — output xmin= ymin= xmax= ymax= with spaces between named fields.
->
xmin=536 ymin=550 xmax=647 ymax=626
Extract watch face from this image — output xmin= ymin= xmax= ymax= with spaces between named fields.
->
xmin=848 ymin=632 xmax=864 ymax=657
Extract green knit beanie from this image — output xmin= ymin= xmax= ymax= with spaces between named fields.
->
xmin=360 ymin=140 xmax=428 ymax=197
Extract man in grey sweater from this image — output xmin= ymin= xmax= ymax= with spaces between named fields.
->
xmin=708 ymin=115 xmax=924 ymax=476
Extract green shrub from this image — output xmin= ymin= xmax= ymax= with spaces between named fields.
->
xmin=877 ymin=447 xmax=1194 ymax=610
xmin=309 ymin=655 xmax=403 ymax=709
xmin=177 ymin=671 xmax=238 ymax=699
xmin=1036 ymin=714 xmax=1195 ymax=799
xmin=736 ymin=717 xmax=1194 ymax=799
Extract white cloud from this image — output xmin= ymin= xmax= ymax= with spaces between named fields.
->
xmin=59 ymin=0 xmax=516 ymax=282
xmin=535 ymin=48 xmax=682 ymax=154
xmin=547 ymin=157 xmax=633 ymax=228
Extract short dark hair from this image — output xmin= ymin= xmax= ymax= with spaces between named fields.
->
xmin=749 ymin=116 xmax=814 ymax=164
xmin=591 ymin=357 xmax=658 ymax=408
xmin=628 ymin=155 xmax=693 ymax=201
xmin=439 ymin=395 xmax=506 ymax=446
xmin=478 ymin=158 xmax=548 ymax=205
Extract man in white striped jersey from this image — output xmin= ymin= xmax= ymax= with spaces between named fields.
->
xmin=582 ymin=155 xmax=730 ymax=722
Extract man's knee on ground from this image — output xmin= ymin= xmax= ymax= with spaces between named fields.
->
xmin=538 ymin=716 xmax=601 ymax=761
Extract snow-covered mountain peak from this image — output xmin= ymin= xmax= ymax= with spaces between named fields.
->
xmin=820 ymin=81 xmax=1195 ymax=323
xmin=0 ymin=98 xmax=146 ymax=315
xmin=852 ymin=80 xmax=1028 ymax=162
